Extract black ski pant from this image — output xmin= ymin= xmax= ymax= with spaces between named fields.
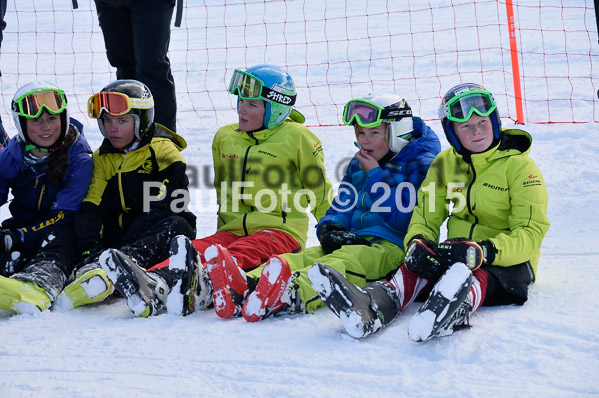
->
xmin=115 ymin=215 xmax=194 ymax=287
xmin=6 ymin=224 xmax=78 ymax=300
xmin=94 ymin=0 xmax=177 ymax=132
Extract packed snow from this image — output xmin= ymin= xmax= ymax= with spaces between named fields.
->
xmin=1 ymin=1 xmax=598 ymax=397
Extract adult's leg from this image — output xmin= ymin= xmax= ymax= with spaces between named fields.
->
xmin=94 ymin=2 xmax=136 ymax=78
xmin=129 ymin=0 xmax=177 ymax=131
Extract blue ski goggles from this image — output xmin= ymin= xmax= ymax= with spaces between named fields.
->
xmin=439 ymin=90 xmax=497 ymax=122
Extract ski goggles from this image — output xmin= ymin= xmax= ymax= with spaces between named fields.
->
xmin=87 ymin=91 xmax=154 ymax=119
xmin=439 ymin=90 xmax=497 ymax=122
xmin=12 ymin=89 xmax=68 ymax=119
xmin=228 ymin=69 xmax=296 ymax=105
xmin=342 ymin=99 xmax=411 ymax=128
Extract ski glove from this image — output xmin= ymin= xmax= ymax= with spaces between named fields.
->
xmin=319 ymin=223 xmax=370 ymax=255
xmin=404 ymin=236 xmax=447 ymax=281
xmin=436 ymin=238 xmax=496 ymax=271
xmin=0 ymin=229 xmax=23 ymax=252
xmin=79 ymin=243 xmax=104 ymax=267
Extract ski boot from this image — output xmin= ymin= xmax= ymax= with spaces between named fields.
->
xmin=308 ymin=263 xmax=401 ymax=338
xmin=100 ymin=249 xmax=168 ymax=318
xmin=242 ymin=255 xmax=294 ymax=322
xmin=0 ymin=276 xmax=51 ymax=314
xmin=166 ymin=235 xmax=203 ymax=316
xmin=408 ymin=262 xmax=473 ymax=342
xmin=54 ymin=262 xmax=115 ymax=311
xmin=205 ymin=244 xmax=249 ymax=318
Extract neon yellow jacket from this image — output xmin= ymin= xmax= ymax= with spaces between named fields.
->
xmin=405 ymin=129 xmax=550 ymax=277
xmin=212 ymin=119 xmax=332 ymax=249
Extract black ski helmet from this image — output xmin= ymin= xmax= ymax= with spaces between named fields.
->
xmin=96 ymin=79 xmax=155 ymax=140
xmin=438 ymin=83 xmax=501 ymax=154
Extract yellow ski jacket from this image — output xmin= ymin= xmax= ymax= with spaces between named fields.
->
xmin=406 ymin=129 xmax=550 ymax=277
xmin=212 ymin=118 xmax=332 ymax=249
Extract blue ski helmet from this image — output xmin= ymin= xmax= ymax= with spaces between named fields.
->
xmin=229 ymin=64 xmax=300 ymax=130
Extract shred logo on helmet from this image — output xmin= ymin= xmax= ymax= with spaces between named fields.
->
xmin=266 ymin=89 xmax=294 ymax=105
xmin=10 ymin=81 xmax=70 ymax=150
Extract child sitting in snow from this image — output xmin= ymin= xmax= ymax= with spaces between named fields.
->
xmin=195 ymin=93 xmax=440 ymax=321
xmin=310 ymin=83 xmax=550 ymax=342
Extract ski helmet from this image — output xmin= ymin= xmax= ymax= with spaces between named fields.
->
xmin=88 ymin=79 xmax=155 ymax=140
xmin=11 ymin=81 xmax=70 ymax=148
xmin=438 ymin=83 xmax=501 ymax=153
xmin=228 ymin=64 xmax=300 ymax=130
xmin=343 ymin=93 xmax=413 ymax=153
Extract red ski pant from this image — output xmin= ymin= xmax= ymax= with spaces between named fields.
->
xmin=150 ymin=229 xmax=301 ymax=271
xmin=388 ymin=264 xmax=490 ymax=314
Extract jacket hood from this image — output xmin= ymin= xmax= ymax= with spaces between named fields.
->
xmin=389 ymin=116 xmax=441 ymax=162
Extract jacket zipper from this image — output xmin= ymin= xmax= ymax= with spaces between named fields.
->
xmin=36 ymin=178 xmax=46 ymax=211
xmin=117 ymin=155 xmax=128 ymax=212
xmin=466 ymin=162 xmax=478 ymax=239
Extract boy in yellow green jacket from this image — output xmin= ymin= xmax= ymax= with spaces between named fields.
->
xmin=152 ymin=64 xmax=333 ymax=317
xmin=310 ymin=83 xmax=550 ymax=341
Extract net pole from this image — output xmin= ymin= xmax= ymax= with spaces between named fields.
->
xmin=505 ymin=0 xmax=525 ymax=124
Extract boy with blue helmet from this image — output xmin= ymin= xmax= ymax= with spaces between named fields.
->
xmin=310 ymin=83 xmax=549 ymax=341
xmin=146 ymin=64 xmax=333 ymax=317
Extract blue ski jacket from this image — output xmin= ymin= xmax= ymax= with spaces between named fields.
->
xmin=0 ymin=118 xmax=93 ymax=249
xmin=317 ymin=117 xmax=441 ymax=248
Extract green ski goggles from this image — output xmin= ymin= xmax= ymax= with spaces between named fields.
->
xmin=342 ymin=99 xmax=411 ymax=128
xmin=440 ymin=89 xmax=497 ymax=123
xmin=12 ymin=88 xmax=68 ymax=119
xmin=228 ymin=69 xmax=296 ymax=105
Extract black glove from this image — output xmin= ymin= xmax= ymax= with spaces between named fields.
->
xmin=436 ymin=238 xmax=496 ymax=271
xmin=0 ymin=229 xmax=23 ymax=252
xmin=79 ymin=243 xmax=103 ymax=267
xmin=319 ymin=223 xmax=370 ymax=255
xmin=404 ymin=236 xmax=447 ymax=280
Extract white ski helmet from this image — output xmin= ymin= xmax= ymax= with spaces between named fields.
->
xmin=343 ymin=93 xmax=413 ymax=153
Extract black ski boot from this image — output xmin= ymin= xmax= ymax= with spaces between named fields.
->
xmin=308 ymin=263 xmax=401 ymax=338
xmin=167 ymin=235 xmax=201 ymax=316
xmin=408 ymin=262 xmax=473 ymax=342
xmin=100 ymin=249 xmax=168 ymax=318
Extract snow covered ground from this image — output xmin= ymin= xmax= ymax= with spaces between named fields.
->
xmin=1 ymin=1 xmax=598 ymax=397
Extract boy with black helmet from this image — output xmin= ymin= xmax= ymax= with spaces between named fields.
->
xmin=56 ymin=79 xmax=196 ymax=318
xmin=310 ymin=84 xmax=550 ymax=341
xmin=0 ymin=82 xmax=93 ymax=314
